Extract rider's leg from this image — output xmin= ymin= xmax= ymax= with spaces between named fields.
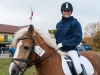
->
xmin=67 ymin=50 xmax=86 ymax=75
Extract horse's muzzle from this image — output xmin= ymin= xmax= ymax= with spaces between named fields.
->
xmin=8 ymin=62 xmax=25 ymax=75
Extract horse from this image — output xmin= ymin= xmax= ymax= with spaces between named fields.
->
xmin=8 ymin=24 xmax=100 ymax=75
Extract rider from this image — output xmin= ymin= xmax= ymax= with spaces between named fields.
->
xmin=55 ymin=2 xmax=86 ymax=75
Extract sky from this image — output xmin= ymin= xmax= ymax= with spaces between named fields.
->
xmin=0 ymin=0 xmax=100 ymax=35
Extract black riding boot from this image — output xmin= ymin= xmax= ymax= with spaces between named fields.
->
xmin=79 ymin=64 xmax=87 ymax=75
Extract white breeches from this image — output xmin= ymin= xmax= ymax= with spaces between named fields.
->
xmin=67 ymin=50 xmax=82 ymax=74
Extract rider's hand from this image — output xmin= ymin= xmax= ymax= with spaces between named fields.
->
xmin=57 ymin=43 xmax=62 ymax=49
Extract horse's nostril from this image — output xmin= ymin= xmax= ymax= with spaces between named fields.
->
xmin=12 ymin=69 xmax=16 ymax=75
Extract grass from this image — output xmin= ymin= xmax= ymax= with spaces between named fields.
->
xmin=0 ymin=58 xmax=36 ymax=75
xmin=98 ymin=51 xmax=100 ymax=54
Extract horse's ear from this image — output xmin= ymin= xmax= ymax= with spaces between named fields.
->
xmin=28 ymin=24 xmax=34 ymax=37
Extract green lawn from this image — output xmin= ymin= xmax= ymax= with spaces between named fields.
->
xmin=0 ymin=58 xmax=36 ymax=75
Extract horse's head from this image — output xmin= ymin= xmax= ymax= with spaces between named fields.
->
xmin=8 ymin=25 xmax=37 ymax=75
xmin=8 ymin=24 xmax=61 ymax=75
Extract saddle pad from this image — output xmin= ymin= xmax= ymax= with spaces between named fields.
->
xmin=61 ymin=55 xmax=94 ymax=75
xmin=80 ymin=56 xmax=94 ymax=75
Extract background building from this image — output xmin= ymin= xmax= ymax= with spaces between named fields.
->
xmin=0 ymin=24 xmax=27 ymax=47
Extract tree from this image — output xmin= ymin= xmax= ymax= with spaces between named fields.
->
xmin=84 ymin=22 xmax=100 ymax=51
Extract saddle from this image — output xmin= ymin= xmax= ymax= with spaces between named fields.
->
xmin=65 ymin=56 xmax=77 ymax=75
xmin=65 ymin=56 xmax=87 ymax=75
xmin=61 ymin=55 xmax=94 ymax=75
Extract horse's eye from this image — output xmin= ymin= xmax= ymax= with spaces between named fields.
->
xmin=24 ymin=46 xmax=30 ymax=50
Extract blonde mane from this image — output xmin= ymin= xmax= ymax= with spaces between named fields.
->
xmin=12 ymin=26 xmax=66 ymax=57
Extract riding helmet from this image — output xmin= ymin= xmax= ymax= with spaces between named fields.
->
xmin=61 ymin=2 xmax=73 ymax=13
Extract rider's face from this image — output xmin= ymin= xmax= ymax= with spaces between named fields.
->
xmin=62 ymin=10 xmax=71 ymax=18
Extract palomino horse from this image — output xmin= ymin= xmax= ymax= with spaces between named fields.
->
xmin=9 ymin=25 xmax=100 ymax=75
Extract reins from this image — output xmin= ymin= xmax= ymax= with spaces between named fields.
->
xmin=31 ymin=48 xmax=59 ymax=66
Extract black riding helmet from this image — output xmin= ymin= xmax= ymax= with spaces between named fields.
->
xmin=61 ymin=2 xmax=73 ymax=13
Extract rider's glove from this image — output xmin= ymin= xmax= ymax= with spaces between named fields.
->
xmin=57 ymin=43 xmax=62 ymax=49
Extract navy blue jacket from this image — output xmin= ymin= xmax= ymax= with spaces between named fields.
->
xmin=55 ymin=16 xmax=82 ymax=52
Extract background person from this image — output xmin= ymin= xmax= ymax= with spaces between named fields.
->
xmin=10 ymin=46 xmax=15 ymax=57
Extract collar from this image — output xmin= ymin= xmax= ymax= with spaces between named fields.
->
xmin=61 ymin=16 xmax=74 ymax=21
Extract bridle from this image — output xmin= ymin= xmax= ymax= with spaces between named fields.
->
xmin=12 ymin=37 xmax=35 ymax=75
xmin=11 ymin=37 xmax=58 ymax=75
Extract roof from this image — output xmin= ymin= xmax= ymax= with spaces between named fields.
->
xmin=0 ymin=24 xmax=29 ymax=33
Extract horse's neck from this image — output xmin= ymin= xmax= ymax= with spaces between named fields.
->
xmin=34 ymin=34 xmax=64 ymax=75
xmin=35 ymin=50 xmax=63 ymax=75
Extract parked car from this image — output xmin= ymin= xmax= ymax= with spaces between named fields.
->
xmin=77 ymin=45 xmax=92 ymax=52
xmin=82 ymin=45 xmax=92 ymax=51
